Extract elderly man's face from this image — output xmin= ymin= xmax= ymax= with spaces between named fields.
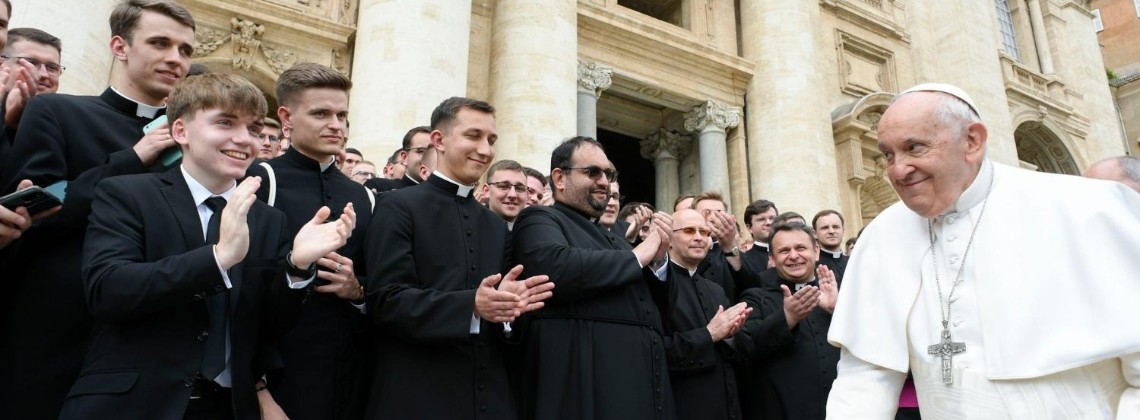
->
xmin=670 ymin=209 xmax=711 ymax=268
xmin=877 ymin=92 xmax=986 ymax=218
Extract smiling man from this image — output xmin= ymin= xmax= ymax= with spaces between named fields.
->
xmin=481 ymin=159 xmax=527 ymax=227
xmin=0 ymin=2 xmax=197 ymax=417
xmin=2 ymin=27 xmax=63 ymax=131
xmin=811 ymin=209 xmax=848 ymax=282
xmin=828 ymin=83 xmax=1140 ymax=418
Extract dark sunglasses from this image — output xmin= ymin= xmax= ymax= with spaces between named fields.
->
xmin=563 ymin=166 xmax=618 ymax=182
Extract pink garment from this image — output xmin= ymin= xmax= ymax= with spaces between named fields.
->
xmin=898 ymin=375 xmax=919 ymax=408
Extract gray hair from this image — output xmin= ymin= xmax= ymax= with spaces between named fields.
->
xmin=891 ymin=90 xmax=981 ymax=138
xmin=1116 ymin=156 xmax=1140 ymax=183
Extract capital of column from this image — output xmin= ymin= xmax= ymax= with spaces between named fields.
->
xmin=683 ymin=100 xmax=742 ymax=133
xmin=577 ymin=59 xmax=614 ymax=96
xmin=640 ymin=128 xmax=692 ymax=161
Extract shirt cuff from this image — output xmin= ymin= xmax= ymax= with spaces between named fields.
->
xmin=211 ymin=246 xmax=233 ymax=289
xmin=351 ymin=301 xmax=366 ymax=314
xmin=286 ymin=273 xmax=314 ymax=289
xmin=470 ymin=313 xmax=481 ymax=334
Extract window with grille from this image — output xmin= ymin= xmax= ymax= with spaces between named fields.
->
xmin=1093 ymin=9 xmax=1104 ymax=32
xmin=995 ymin=0 xmax=1022 ymax=61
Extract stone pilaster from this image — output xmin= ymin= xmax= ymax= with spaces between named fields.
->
xmin=490 ymin=0 xmax=578 ymax=171
xmin=740 ymin=0 xmax=840 ymax=215
xmin=684 ymin=100 xmax=740 ymax=210
xmin=1026 ymin=0 xmax=1054 ymax=75
xmin=12 ymin=0 xmax=117 ymax=95
xmin=349 ymin=0 xmax=472 ymax=160
xmin=640 ymin=128 xmax=692 ymax=210
xmin=576 ymin=59 xmax=613 ymax=138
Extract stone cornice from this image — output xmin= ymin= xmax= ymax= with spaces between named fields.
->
xmin=683 ymin=100 xmax=742 ymax=133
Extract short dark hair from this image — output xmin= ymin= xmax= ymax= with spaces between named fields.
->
xmin=345 ymin=148 xmax=362 ymax=158
xmin=673 ymin=194 xmax=696 ymax=211
xmin=485 ymin=159 xmax=525 ymax=183
xmin=744 ymin=199 xmax=778 ymax=227
xmin=187 ymin=63 xmax=210 ymax=76
xmin=110 ymin=0 xmax=195 ymax=42
xmin=430 ymin=97 xmax=495 ymax=132
xmin=618 ymin=202 xmax=655 ymax=221
xmin=550 ymin=136 xmax=605 ymax=174
xmin=262 ymin=117 xmax=281 ymax=129
xmin=401 ymin=126 xmax=431 ymax=149
xmin=811 ymin=209 xmax=845 ymax=230
xmin=774 ymin=211 xmax=805 ymax=225
xmin=691 ymin=191 xmax=725 ymax=209
xmin=767 ymin=221 xmax=818 ymax=248
xmin=522 ymin=167 xmax=546 ymax=186
xmin=275 ymin=63 xmax=352 ymax=107
xmin=387 ymin=148 xmax=402 ymax=165
xmin=7 ymin=28 xmax=62 ymax=54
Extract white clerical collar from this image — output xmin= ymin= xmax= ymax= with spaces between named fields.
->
xmin=945 ymin=159 xmax=994 ymax=216
xmin=669 ymin=258 xmax=698 ymax=278
xmin=181 ymin=165 xmax=236 ymax=204
xmin=754 ymin=241 xmax=769 ymax=250
xmin=822 ymin=249 xmax=843 ymax=259
xmin=319 ymin=156 xmax=336 ymax=173
xmin=111 ymin=86 xmax=164 ymax=118
xmin=404 ymin=174 xmax=421 ymax=185
xmin=794 ymin=277 xmax=819 ymax=291
xmin=433 ymin=170 xmax=475 ymax=197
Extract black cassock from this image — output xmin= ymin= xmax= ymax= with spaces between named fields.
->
xmin=738 ymin=279 xmax=840 ymax=420
xmin=247 ymin=148 xmax=375 ymax=420
xmin=363 ymin=174 xmax=415 ymax=194
xmin=817 ymin=249 xmax=849 ymax=283
xmin=740 ymin=244 xmax=769 ymax=283
xmin=696 ymin=247 xmax=738 ymax=302
xmin=363 ymin=174 xmax=515 ymax=420
xmin=512 ymin=202 xmax=675 ymax=420
xmin=651 ymin=262 xmax=748 ymax=420
xmin=0 ymin=89 xmax=166 ymax=419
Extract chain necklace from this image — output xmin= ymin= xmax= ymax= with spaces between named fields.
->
xmin=925 ymin=163 xmax=995 ymax=385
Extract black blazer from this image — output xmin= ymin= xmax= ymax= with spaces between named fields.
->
xmin=58 ymin=169 xmax=308 ymax=420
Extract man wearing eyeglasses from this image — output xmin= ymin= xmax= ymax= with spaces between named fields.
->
xmin=366 ymin=126 xmax=431 ymax=193
xmin=2 ymin=28 xmax=63 ymax=127
xmin=350 ymin=160 xmax=377 ymax=185
xmin=513 ymin=136 xmax=679 ymax=420
xmin=480 ymin=159 xmax=527 ymax=228
xmin=255 ymin=117 xmax=281 ymax=160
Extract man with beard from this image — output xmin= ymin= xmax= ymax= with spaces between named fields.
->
xmin=363 ymin=96 xmax=553 ymax=420
xmin=481 ymin=159 xmax=527 ymax=228
xmin=811 ymin=210 xmax=848 ymax=283
xmin=739 ymin=222 xmax=839 ymax=420
xmin=653 ymin=208 xmax=752 ymax=420
xmin=245 ymin=63 xmax=374 ymax=420
xmin=255 ymin=117 xmax=281 ymax=161
xmin=365 ymin=126 xmax=430 ymax=193
xmin=513 ymin=136 xmax=677 ymax=420
xmin=0 ymin=2 xmax=196 ymax=417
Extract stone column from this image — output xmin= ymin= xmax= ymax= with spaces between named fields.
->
xmin=350 ymin=0 xmax=472 ymax=160
xmin=684 ymin=100 xmax=741 ymax=210
xmin=639 ymin=128 xmax=691 ymax=210
xmin=739 ymin=0 xmax=841 ymax=214
xmin=490 ymin=0 xmax=578 ymax=171
xmin=576 ymin=59 xmax=613 ymax=138
xmin=1026 ymin=0 xmax=1055 ymax=75
xmin=12 ymin=0 xmax=117 ymax=95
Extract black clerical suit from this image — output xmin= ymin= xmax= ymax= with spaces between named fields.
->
xmin=246 ymin=148 xmax=374 ymax=420
xmin=363 ymin=174 xmax=515 ymax=420
xmin=512 ymin=202 xmax=675 ymax=420
xmin=0 ymin=88 xmax=168 ymax=419
xmin=740 ymin=243 xmax=769 ymax=282
xmin=817 ymin=249 xmax=849 ymax=283
xmin=738 ymin=279 xmax=840 ymax=420
xmin=57 ymin=168 xmax=308 ymax=420
xmin=652 ymin=262 xmax=748 ymax=420
xmin=697 ymin=246 xmax=739 ymax=302
xmin=363 ymin=174 xmax=415 ymax=194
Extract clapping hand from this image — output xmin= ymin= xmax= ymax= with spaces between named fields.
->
xmin=706 ymin=302 xmax=752 ymax=342
xmin=291 ymin=203 xmax=356 ymax=270
xmin=781 ymin=284 xmax=819 ymax=329
xmin=816 ymin=265 xmax=838 ymax=313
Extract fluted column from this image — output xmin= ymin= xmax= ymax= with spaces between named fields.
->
xmin=684 ymin=100 xmax=741 ymax=210
xmin=490 ymin=0 xmax=577 ymax=171
xmin=1026 ymin=0 xmax=1055 ymax=74
xmin=12 ymin=0 xmax=116 ymax=95
xmin=740 ymin=0 xmax=840 ymax=214
xmin=640 ymin=128 xmax=692 ymax=210
xmin=350 ymin=0 xmax=471 ymax=160
xmin=576 ymin=59 xmax=613 ymax=138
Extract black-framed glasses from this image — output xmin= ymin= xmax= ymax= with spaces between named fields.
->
xmin=489 ymin=180 xmax=528 ymax=194
xmin=2 ymin=55 xmax=65 ymax=76
xmin=608 ymin=192 xmax=625 ymax=202
xmin=405 ymin=146 xmax=429 ymax=154
xmin=353 ymin=171 xmax=376 ymax=179
xmin=259 ymin=133 xmax=280 ymax=142
xmin=673 ymin=226 xmax=712 ymax=237
xmin=563 ymin=166 xmax=618 ymax=182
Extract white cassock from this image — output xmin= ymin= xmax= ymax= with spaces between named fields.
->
xmin=827 ymin=160 xmax=1140 ymax=419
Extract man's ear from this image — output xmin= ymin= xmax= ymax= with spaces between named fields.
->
xmin=430 ymin=129 xmax=445 ymax=152
xmin=170 ymin=118 xmax=190 ymax=147
xmin=551 ymin=168 xmax=565 ymax=193
xmin=419 ymin=164 xmax=430 ymax=181
xmin=964 ymin=121 xmax=988 ymax=164
xmin=276 ymin=106 xmax=292 ymax=131
xmin=109 ymin=36 xmax=129 ymax=62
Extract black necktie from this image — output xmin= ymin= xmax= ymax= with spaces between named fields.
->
xmin=201 ymin=196 xmax=229 ymax=382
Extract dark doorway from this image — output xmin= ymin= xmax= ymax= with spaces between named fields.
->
xmin=597 ymin=129 xmax=656 ymax=208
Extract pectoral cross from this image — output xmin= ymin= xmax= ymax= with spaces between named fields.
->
xmin=927 ymin=321 xmax=966 ymax=385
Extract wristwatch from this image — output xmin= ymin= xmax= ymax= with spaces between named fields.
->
xmin=285 ymin=251 xmax=318 ymax=278
xmin=726 ymin=246 xmax=741 ymax=257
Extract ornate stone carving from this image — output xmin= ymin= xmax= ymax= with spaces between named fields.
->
xmin=332 ymin=48 xmax=350 ymax=76
xmin=231 ymin=18 xmax=266 ymax=71
xmin=683 ymin=100 xmax=741 ymax=133
xmin=262 ymin=44 xmax=299 ymax=75
xmin=577 ymin=59 xmax=613 ymax=96
xmin=193 ymin=27 xmax=228 ymax=58
xmin=640 ymin=128 xmax=692 ymax=160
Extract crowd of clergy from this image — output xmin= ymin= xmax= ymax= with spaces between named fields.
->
xmin=3 ymin=1 xmax=1140 ymax=420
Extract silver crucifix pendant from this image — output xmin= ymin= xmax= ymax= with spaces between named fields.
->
xmin=927 ymin=321 xmax=966 ymax=385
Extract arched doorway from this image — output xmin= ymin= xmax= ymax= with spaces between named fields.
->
xmin=1014 ymin=123 xmax=1079 ymax=175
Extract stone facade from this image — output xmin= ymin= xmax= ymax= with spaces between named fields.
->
xmin=1092 ymin=0 xmax=1140 ymax=157
xmin=22 ymin=0 xmax=1125 ymax=235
